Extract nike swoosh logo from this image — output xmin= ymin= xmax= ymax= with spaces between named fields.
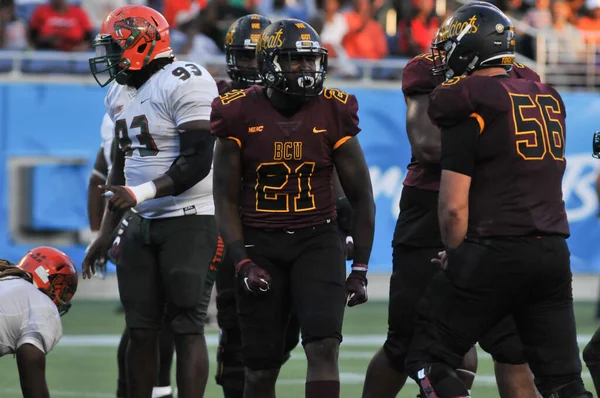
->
xmin=141 ymin=98 xmax=150 ymax=104
xmin=313 ymin=127 xmax=327 ymax=134
xmin=245 ymin=245 xmax=255 ymax=248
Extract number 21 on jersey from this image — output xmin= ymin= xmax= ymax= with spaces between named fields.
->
xmin=255 ymin=162 xmax=316 ymax=213
xmin=510 ymin=93 xmax=565 ymax=161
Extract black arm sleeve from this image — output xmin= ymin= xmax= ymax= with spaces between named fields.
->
xmin=440 ymin=117 xmax=480 ymax=177
xmin=166 ymin=131 xmax=215 ymax=195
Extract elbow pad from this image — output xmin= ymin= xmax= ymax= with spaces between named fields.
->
xmin=166 ymin=131 xmax=215 ymax=195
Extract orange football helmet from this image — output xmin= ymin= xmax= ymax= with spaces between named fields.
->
xmin=89 ymin=5 xmax=173 ymax=87
xmin=17 ymin=247 xmax=78 ymax=316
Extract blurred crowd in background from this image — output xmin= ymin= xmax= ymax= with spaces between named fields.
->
xmin=0 ymin=0 xmax=598 ymax=76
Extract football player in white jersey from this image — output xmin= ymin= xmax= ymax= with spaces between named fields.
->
xmin=0 ymin=247 xmax=77 ymax=398
xmin=84 ymin=5 xmax=218 ymax=398
xmin=86 ymin=112 xmax=177 ymax=398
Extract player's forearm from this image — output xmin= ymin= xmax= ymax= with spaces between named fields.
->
xmin=20 ymin=381 xmax=50 ymax=398
xmin=99 ymin=158 xmax=126 ymax=236
xmin=88 ymin=174 xmax=106 ymax=231
xmin=439 ymin=206 xmax=468 ymax=248
xmin=349 ymin=197 xmax=375 ymax=266
xmin=216 ymin=202 xmax=246 ymax=264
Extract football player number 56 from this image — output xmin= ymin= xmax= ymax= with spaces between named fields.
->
xmin=256 ymin=162 xmax=316 ymax=212
xmin=510 ymin=93 xmax=564 ymax=161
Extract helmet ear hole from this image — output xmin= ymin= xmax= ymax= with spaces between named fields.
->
xmin=137 ymin=43 xmax=147 ymax=53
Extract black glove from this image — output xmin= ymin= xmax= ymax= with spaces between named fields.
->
xmin=346 ymin=269 xmax=368 ymax=307
xmin=236 ymin=259 xmax=271 ymax=295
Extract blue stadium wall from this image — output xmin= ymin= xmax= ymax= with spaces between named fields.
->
xmin=0 ymin=83 xmax=599 ymax=274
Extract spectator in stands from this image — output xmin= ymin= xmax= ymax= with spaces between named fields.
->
xmin=397 ymin=0 xmax=439 ymax=56
xmin=568 ymin=0 xmax=586 ymax=24
xmin=341 ymin=0 xmax=387 ymax=59
xmin=502 ymin=0 xmax=527 ymax=20
xmin=164 ymin=0 xmax=205 ymax=28
xmin=522 ymin=0 xmax=553 ymax=29
xmin=257 ymin=0 xmax=317 ymax=23
xmin=547 ymin=0 xmax=585 ymax=63
xmin=177 ymin=6 xmax=221 ymax=67
xmin=28 ymin=0 xmax=92 ymax=51
xmin=577 ymin=0 xmax=600 ymax=42
xmin=200 ymin=0 xmax=248 ymax=50
xmin=0 ymin=0 xmax=27 ymax=50
xmin=81 ymin=0 xmax=147 ymax=31
xmin=316 ymin=0 xmax=348 ymax=57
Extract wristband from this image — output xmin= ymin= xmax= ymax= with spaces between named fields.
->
xmin=351 ymin=263 xmax=368 ymax=272
xmin=125 ymin=181 xmax=157 ymax=205
xmin=235 ymin=258 xmax=253 ymax=274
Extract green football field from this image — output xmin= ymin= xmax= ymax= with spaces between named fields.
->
xmin=0 ymin=300 xmax=598 ymax=398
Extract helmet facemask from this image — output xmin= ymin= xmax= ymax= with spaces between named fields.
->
xmin=431 ymin=22 xmax=479 ymax=80
xmin=89 ymin=34 xmax=129 ymax=87
xmin=43 ymin=273 xmax=75 ymax=316
xmin=227 ymin=48 xmax=262 ymax=87
xmin=265 ymin=45 xmax=328 ymax=97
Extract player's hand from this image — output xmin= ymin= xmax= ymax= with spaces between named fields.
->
xmin=236 ymin=259 xmax=271 ymax=295
xmin=99 ymin=185 xmax=137 ymax=211
xmin=346 ymin=270 xmax=368 ymax=307
xmin=431 ymin=251 xmax=449 ymax=270
xmin=82 ymin=233 xmax=112 ymax=280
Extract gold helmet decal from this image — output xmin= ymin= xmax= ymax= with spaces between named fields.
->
xmin=438 ymin=15 xmax=479 ymax=42
xmin=259 ymin=28 xmax=284 ymax=50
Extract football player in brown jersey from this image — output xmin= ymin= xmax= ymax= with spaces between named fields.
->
xmin=402 ymin=3 xmax=590 ymax=398
xmin=362 ymin=3 xmax=541 ymax=398
xmin=211 ymin=18 xmax=375 ymax=398
xmin=583 ymin=132 xmax=600 ymax=397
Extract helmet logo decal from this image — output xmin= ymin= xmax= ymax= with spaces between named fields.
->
xmin=114 ymin=17 xmax=161 ymax=48
xmin=260 ymin=28 xmax=284 ymax=50
xmin=495 ymin=23 xmax=505 ymax=33
xmin=439 ymin=15 xmax=479 ymax=42
xmin=225 ymin=28 xmax=235 ymax=45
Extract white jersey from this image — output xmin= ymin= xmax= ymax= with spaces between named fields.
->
xmin=105 ymin=61 xmax=218 ymax=219
xmin=100 ymin=112 xmax=114 ymax=171
xmin=0 ymin=278 xmax=62 ymax=357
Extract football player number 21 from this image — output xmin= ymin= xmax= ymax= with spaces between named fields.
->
xmin=510 ymin=93 xmax=564 ymax=161
xmin=114 ymin=116 xmax=158 ymax=157
xmin=256 ymin=162 xmax=316 ymax=212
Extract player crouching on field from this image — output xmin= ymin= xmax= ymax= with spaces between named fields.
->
xmin=0 ymin=247 xmax=78 ymax=398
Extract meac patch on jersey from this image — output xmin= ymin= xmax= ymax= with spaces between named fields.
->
xmin=104 ymin=61 xmax=219 ymax=219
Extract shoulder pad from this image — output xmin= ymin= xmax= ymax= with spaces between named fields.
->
xmin=428 ymin=77 xmax=475 ymax=127
xmin=322 ymin=87 xmax=351 ymax=104
xmin=217 ymin=79 xmax=235 ymax=95
xmin=402 ymin=54 xmax=442 ymax=97
xmin=509 ymin=63 xmax=541 ymax=82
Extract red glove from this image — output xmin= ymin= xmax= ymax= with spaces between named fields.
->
xmin=236 ymin=259 xmax=271 ymax=295
xmin=346 ymin=264 xmax=368 ymax=307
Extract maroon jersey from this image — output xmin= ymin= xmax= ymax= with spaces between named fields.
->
xmin=211 ymin=85 xmax=360 ymax=229
xmin=429 ymin=74 xmax=569 ymax=238
xmin=217 ymin=79 xmax=235 ymax=95
xmin=401 ymin=55 xmax=541 ymax=192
